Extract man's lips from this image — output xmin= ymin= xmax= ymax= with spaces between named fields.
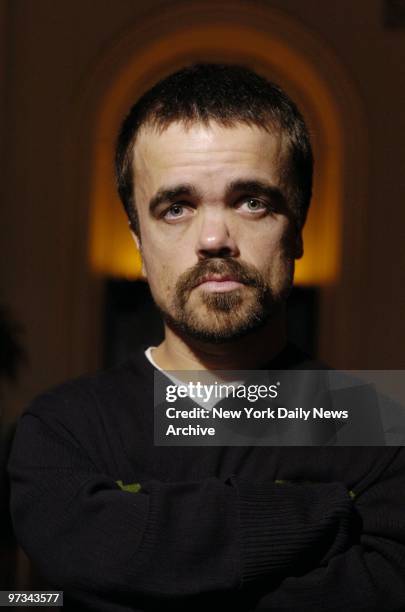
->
xmin=194 ymin=275 xmax=246 ymax=292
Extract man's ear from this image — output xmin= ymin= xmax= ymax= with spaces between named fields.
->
xmin=294 ymin=230 xmax=304 ymax=259
xmin=130 ymin=229 xmax=147 ymax=277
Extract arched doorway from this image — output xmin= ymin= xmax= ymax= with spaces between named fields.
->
xmin=64 ymin=2 xmax=368 ymax=371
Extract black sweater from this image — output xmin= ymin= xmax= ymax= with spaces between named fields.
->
xmin=7 ymin=344 xmax=405 ymax=611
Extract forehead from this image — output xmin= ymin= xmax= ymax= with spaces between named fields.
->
xmin=132 ymin=121 xmax=287 ymax=194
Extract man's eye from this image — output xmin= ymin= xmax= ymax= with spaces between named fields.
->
xmin=162 ymin=203 xmax=192 ymax=220
xmin=239 ymin=198 xmax=271 ymax=214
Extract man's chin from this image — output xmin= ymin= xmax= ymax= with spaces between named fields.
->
xmin=198 ymin=288 xmax=244 ymax=312
xmin=161 ymin=306 xmax=273 ymax=345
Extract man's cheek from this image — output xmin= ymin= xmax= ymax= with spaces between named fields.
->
xmin=147 ymin=265 xmax=175 ymax=299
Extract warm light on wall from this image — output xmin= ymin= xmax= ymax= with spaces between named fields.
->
xmin=88 ymin=14 xmax=346 ymax=286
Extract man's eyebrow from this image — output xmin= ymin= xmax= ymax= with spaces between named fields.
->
xmin=225 ymin=179 xmax=286 ymax=204
xmin=148 ymin=184 xmax=200 ymax=215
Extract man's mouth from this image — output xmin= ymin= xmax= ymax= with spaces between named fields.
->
xmin=194 ymin=275 xmax=245 ymax=293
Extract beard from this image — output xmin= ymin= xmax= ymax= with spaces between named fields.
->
xmin=154 ymin=257 xmax=292 ymax=344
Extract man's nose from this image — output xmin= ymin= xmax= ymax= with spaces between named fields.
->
xmin=195 ymin=211 xmax=239 ymax=259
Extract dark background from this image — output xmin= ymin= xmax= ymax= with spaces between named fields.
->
xmin=1 ymin=0 xmax=405 ymax=593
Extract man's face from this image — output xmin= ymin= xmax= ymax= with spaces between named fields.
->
xmin=132 ymin=121 xmax=303 ymax=343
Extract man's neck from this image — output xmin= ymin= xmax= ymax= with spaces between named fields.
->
xmin=151 ymin=310 xmax=287 ymax=371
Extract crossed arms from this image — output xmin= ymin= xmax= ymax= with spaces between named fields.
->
xmin=7 ymin=395 xmax=405 ymax=611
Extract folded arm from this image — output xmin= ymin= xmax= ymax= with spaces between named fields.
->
xmin=252 ymin=446 xmax=405 ymax=610
xmin=8 ymin=397 xmax=404 ymax=609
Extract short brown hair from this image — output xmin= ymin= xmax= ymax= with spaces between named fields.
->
xmin=115 ymin=63 xmax=313 ymax=236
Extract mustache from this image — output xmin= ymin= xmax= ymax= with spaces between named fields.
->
xmin=176 ymin=258 xmax=266 ymax=295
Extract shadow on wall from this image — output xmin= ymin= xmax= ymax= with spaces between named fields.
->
xmin=0 ymin=301 xmax=62 ymax=604
xmin=0 ymin=300 xmax=25 ymax=588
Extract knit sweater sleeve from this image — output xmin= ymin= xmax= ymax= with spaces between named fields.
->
xmin=252 ymin=446 xmax=405 ymax=611
xmin=7 ymin=392 xmax=403 ymax=609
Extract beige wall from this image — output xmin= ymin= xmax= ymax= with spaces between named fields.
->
xmin=1 ymin=0 xmax=405 ymax=421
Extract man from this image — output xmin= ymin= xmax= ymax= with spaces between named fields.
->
xmin=8 ymin=64 xmax=405 ymax=610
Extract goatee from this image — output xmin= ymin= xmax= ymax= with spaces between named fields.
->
xmin=155 ymin=258 xmax=289 ymax=344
